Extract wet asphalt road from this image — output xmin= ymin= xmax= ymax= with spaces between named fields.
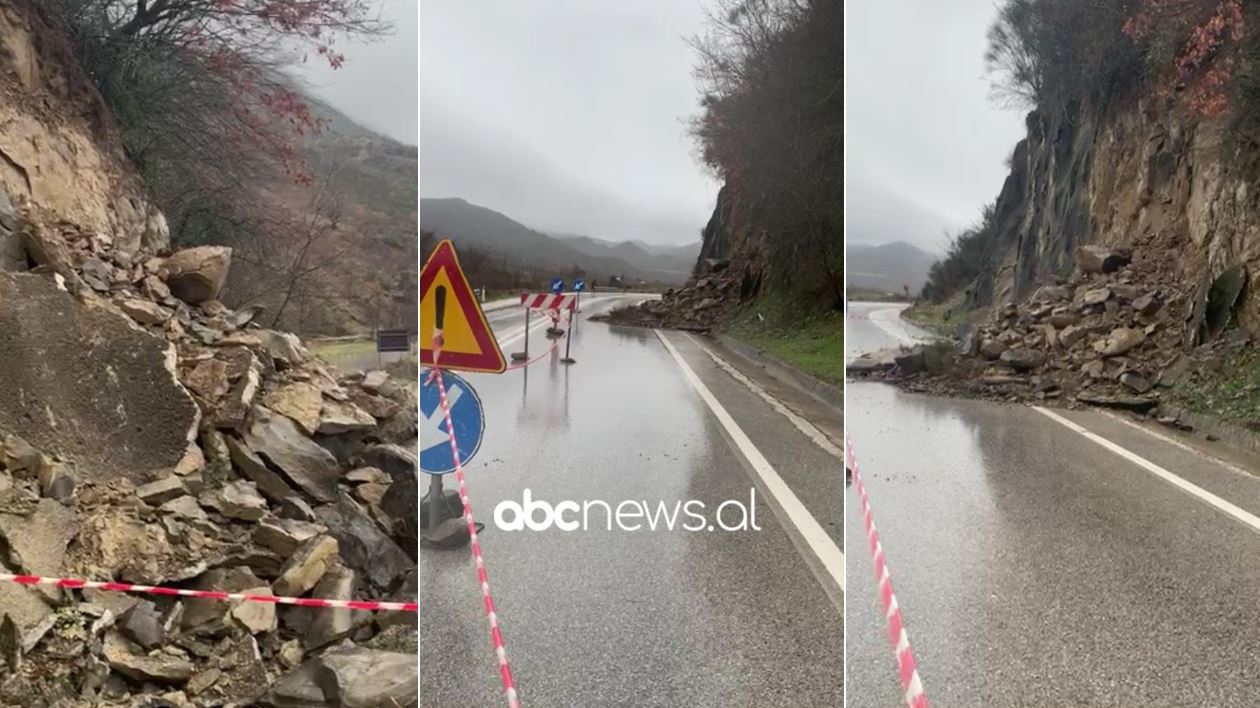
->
xmin=846 ymin=302 xmax=1260 ymax=706
xmin=421 ymin=295 xmax=843 ymax=707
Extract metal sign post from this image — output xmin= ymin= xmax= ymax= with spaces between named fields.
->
xmin=546 ymin=278 xmax=566 ymax=337
xmin=560 ymin=309 xmax=577 ymax=365
xmin=510 ymin=303 xmax=530 ymax=362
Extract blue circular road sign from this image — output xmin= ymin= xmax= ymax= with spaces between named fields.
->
xmin=420 ymin=371 xmax=485 ymax=475
xmin=550 ymin=277 xmax=565 ymax=293
xmin=573 ymin=278 xmax=585 ymax=292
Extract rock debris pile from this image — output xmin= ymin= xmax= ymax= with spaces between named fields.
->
xmin=594 ymin=268 xmax=738 ymax=332
xmin=850 ymin=237 xmax=1249 ymax=421
xmin=0 ymin=196 xmax=417 ymax=707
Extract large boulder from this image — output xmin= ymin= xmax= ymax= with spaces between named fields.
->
xmin=270 ymin=645 xmax=417 ymax=708
xmin=243 ymin=409 xmax=341 ymax=503
xmin=317 ymin=493 xmax=412 ymax=591
xmin=1074 ymin=245 xmax=1131 ymax=274
xmin=161 ymin=246 xmax=231 ymax=304
xmin=1000 ymin=347 xmax=1046 ymax=371
xmin=0 ymin=272 xmax=198 ymax=482
xmin=1099 ymin=327 xmax=1146 ymax=357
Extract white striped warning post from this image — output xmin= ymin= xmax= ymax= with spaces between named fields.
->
xmin=519 ymin=293 xmax=576 ymax=311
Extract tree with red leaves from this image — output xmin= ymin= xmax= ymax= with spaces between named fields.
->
xmin=48 ymin=0 xmax=388 ymax=244
xmin=1123 ymin=0 xmax=1245 ymax=118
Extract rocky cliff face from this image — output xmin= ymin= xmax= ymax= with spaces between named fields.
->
xmin=0 ymin=1 xmax=168 ymax=259
xmin=971 ymin=98 xmax=1260 ymax=333
xmin=859 ymin=97 xmax=1260 ymax=417
xmin=698 ymin=184 xmax=769 ymax=302
xmin=597 ymin=183 xmax=770 ymax=331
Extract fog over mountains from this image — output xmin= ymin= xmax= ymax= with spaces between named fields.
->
xmin=420 ymin=197 xmax=700 ymax=285
xmin=847 ymin=241 xmax=939 ymax=294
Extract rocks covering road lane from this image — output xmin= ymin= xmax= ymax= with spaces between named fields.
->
xmin=851 ymin=237 xmax=1252 ymax=425
xmin=594 ymin=271 xmax=740 ymax=332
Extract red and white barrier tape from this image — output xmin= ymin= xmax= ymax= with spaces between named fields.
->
xmin=427 ymin=335 xmax=520 ymax=708
xmin=506 ymin=311 xmax=570 ymax=371
xmin=519 ymin=293 xmax=576 ymax=311
xmin=0 ymin=573 xmax=417 ymax=612
xmin=846 ymin=436 xmax=928 ymax=708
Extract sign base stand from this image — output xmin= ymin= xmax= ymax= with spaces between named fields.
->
xmin=421 ymin=518 xmax=470 ymax=549
xmin=421 ymin=474 xmax=469 ymax=549
xmin=560 ymin=357 xmax=576 ymax=365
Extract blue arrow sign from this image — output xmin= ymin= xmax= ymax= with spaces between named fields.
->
xmin=550 ymin=277 xmax=565 ymax=294
xmin=420 ymin=371 xmax=485 ymax=475
xmin=572 ymin=278 xmax=585 ymax=292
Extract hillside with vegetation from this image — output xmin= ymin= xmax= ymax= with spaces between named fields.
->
xmin=605 ymin=0 xmax=842 ymax=384
xmin=46 ymin=0 xmax=416 ymax=336
xmin=228 ymin=100 xmax=418 ymax=335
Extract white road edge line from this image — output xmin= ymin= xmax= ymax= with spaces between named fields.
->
xmin=655 ymin=329 xmax=845 ymax=604
xmin=1099 ymin=410 xmax=1257 ymax=480
xmin=685 ymin=333 xmax=842 ymax=460
xmin=1034 ymin=407 xmax=1260 ymax=533
xmin=868 ymin=305 xmax=930 ymax=346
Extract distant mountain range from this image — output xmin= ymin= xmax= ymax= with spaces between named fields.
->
xmin=847 ymin=241 xmax=938 ymax=294
xmin=420 ymin=198 xmax=699 ymax=285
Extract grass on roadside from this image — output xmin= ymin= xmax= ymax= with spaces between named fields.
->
xmin=846 ymin=287 xmax=909 ymax=303
xmin=725 ymin=295 xmax=842 ymax=386
xmin=309 ymin=338 xmax=375 ymax=358
xmin=385 ymin=355 xmax=419 ymax=382
xmin=1169 ymin=347 xmax=1260 ymax=425
xmin=902 ymin=292 xmax=979 ymax=336
xmin=310 ymin=338 xmax=419 ymax=381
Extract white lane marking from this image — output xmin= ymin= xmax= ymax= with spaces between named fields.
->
xmin=1034 ymin=407 xmax=1260 ymax=533
xmin=493 ymin=294 xmax=645 ymax=348
xmin=495 ymin=316 xmax=551 ymax=349
xmin=685 ymin=333 xmax=842 ymax=460
xmin=868 ymin=305 xmax=931 ymax=346
xmin=1099 ymin=410 xmax=1258 ymax=479
xmin=655 ymin=329 xmax=845 ymax=603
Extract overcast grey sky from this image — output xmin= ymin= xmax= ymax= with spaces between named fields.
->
xmin=419 ymin=0 xmax=719 ymax=246
xmin=847 ymin=0 xmax=1026 ymax=254
xmin=299 ymin=0 xmax=418 ymax=145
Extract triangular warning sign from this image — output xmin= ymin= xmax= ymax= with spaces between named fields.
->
xmin=420 ymin=240 xmax=506 ymax=374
